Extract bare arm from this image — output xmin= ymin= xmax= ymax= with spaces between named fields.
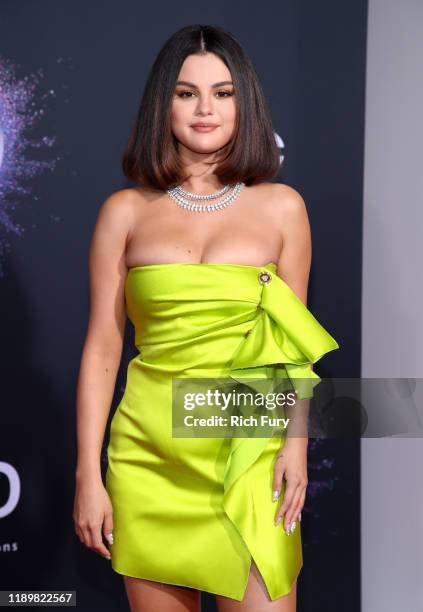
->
xmin=73 ymin=189 xmax=135 ymax=560
xmin=274 ymin=184 xmax=311 ymax=305
xmin=272 ymin=184 xmax=311 ymax=535
xmin=275 ymin=184 xmax=313 ymax=437
xmin=75 ymin=189 xmax=134 ymax=483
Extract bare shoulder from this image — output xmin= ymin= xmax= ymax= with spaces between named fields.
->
xmin=96 ymin=187 xmax=139 ymax=222
xmin=267 ymin=182 xmax=308 ymax=215
xmin=89 ymin=188 xmax=142 ymax=268
xmin=265 ymin=184 xmax=311 ymax=301
xmin=260 ymin=182 xmax=312 ymax=273
xmin=94 ymin=186 xmax=151 ymax=240
xmin=263 ymin=182 xmax=310 ymax=232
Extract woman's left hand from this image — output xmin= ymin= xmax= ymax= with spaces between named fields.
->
xmin=272 ymin=439 xmax=308 ymax=535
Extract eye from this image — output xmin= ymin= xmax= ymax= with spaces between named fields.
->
xmin=175 ymin=90 xmax=234 ymax=98
xmin=177 ymin=91 xmax=195 ymax=98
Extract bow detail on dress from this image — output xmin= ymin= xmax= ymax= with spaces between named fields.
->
xmin=223 ymin=262 xmax=339 ymax=489
xmin=229 ymin=263 xmax=338 ymax=389
xmin=221 ymin=263 xmax=339 ymax=597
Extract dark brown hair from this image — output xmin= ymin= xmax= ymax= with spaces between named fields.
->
xmin=122 ymin=24 xmax=281 ymax=191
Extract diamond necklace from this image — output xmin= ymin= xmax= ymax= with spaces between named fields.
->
xmin=166 ymin=181 xmax=245 ymax=212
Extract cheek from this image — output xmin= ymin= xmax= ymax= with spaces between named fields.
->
xmin=171 ymin=102 xmax=191 ymax=122
xmin=221 ymin=102 xmax=236 ymax=124
xmin=170 ymin=105 xmax=181 ymax=123
xmin=170 ymin=106 xmax=186 ymax=137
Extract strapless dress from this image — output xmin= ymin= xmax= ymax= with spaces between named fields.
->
xmin=105 ymin=261 xmax=339 ymax=601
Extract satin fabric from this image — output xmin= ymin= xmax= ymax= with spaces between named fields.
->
xmin=105 ymin=262 xmax=339 ymax=601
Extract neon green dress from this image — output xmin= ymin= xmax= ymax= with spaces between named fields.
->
xmin=105 ymin=262 xmax=339 ymax=601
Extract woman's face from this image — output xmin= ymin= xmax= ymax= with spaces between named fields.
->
xmin=170 ymin=52 xmax=237 ymax=156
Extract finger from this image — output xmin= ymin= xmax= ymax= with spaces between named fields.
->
xmin=275 ymin=480 xmax=298 ymax=526
xmin=74 ymin=525 xmax=85 ymax=544
xmin=103 ymin=512 xmax=114 ymax=548
xmin=79 ymin=525 xmax=92 ymax=548
xmin=283 ymin=487 xmax=304 ymax=533
xmin=291 ymin=490 xmax=306 ymax=526
xmin=272 ymin=456 xmax=286 ymax=502
xmin=87 ymin=523 xmax=111 ymax=559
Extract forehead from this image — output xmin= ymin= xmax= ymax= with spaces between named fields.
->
xmin=177 ymin=53 xmax=232 ymax=85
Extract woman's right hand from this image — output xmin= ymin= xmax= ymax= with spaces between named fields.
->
xmin=73 ymin=476 xmax=114 ymax=560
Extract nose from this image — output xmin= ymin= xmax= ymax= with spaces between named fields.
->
xmin=196 ymin=93 xmax=213 ymax=115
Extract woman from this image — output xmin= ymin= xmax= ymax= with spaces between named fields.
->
xmin=73 ymin=24 xmax=339 ymax=612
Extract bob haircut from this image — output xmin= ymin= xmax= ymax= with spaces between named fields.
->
xmin=122 ymin=24 xmax=282 ymax=191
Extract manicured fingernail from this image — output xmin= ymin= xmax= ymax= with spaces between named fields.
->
xmin=275 ymin=516 xmax=281 ymax=526
xmin=285 ymin=523 xmax=291 ymax=535
xmin=105 ymin=533 xmax=114 ymax=545
xmin=272 ymin=490 xmax=279 ymax=502
xmin=290 ymin=521 xmax=296 ymax=534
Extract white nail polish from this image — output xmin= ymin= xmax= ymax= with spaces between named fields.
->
xmin=290 ymin=521 xmax=296 ymax=534
xmin=106 ymin=533 xmax=114 ymax=545
xmin=285 ymin=523 xmax=291 ymax=535
xmin=272 ymin=490 xmax=279 ymax=502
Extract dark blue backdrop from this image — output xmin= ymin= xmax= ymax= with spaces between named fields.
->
xmin=0 ymin=1 xmax=365 ymax=609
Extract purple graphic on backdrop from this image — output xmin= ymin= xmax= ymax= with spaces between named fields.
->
xmin=0 ymin=57 xmax=57 ymax=275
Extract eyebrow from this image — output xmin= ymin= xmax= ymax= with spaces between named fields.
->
xmin=175 ymin=80 xmax=233 ymax=88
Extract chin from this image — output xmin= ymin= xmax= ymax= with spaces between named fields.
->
xmin=185 ymin=141 xmax=225 ymax=155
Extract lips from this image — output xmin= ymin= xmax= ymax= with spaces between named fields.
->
xmin=191 ymin=123 xmax=219 ymax=133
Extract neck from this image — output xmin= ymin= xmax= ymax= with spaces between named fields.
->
xmin=178 ymin=177 xmax=228 ymax=194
